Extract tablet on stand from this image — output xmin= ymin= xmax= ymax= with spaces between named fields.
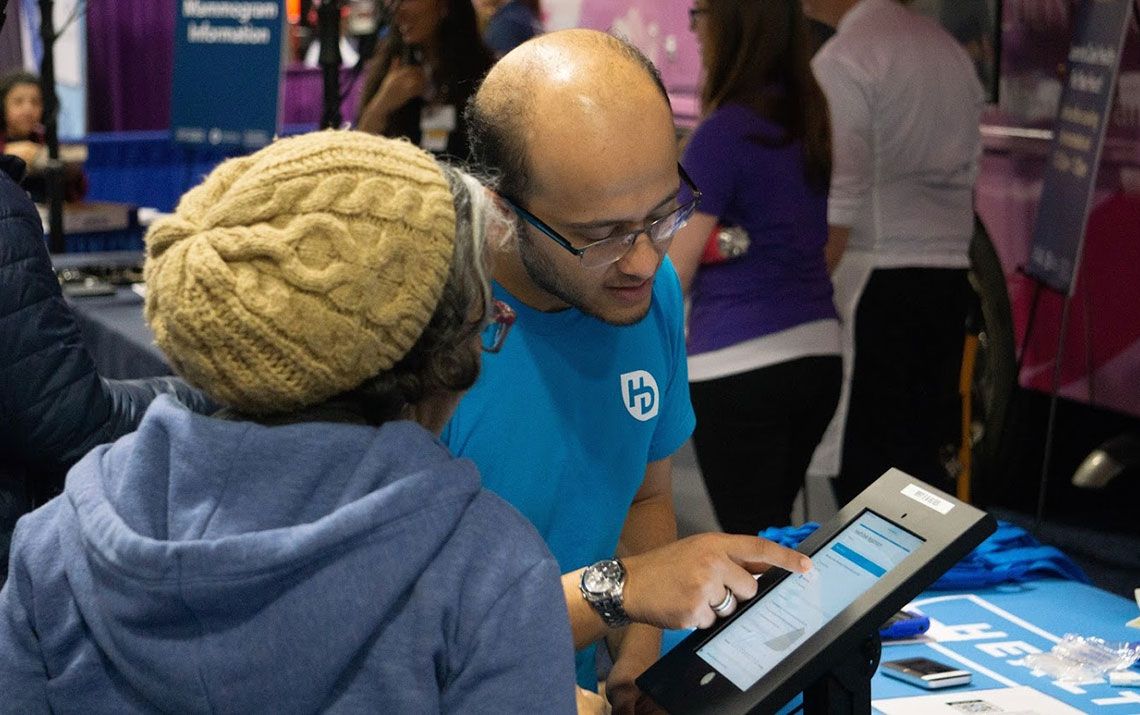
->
xmin=637 ymin=468 xmax=996 ymax=714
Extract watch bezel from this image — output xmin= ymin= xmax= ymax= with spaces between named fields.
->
xmin=581 ymin=558 xmax=625 ymax=597
xmin=580 ymin=558 xmax=631 ymax=628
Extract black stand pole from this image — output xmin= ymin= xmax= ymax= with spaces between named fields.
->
xmin=1034 ymin=292 xmax=1074 ymax=532
xmin=38 ymin=0 xmax=64 ymax=254
xmin=1015 ymin=277 xmax=1043 ymax=373
xmin=803 ymin=633 xmax=882 ymax=714
xmin=317 ymin=0 xmax=343 ymax=129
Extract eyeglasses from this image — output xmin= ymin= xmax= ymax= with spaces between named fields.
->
xmin=688 ymin=6 xmax=708 ymax=30
xmin=500 ymin=164 xmax=703 ymax=270
xmin=481 ymin=299 xmax=516 ymax=353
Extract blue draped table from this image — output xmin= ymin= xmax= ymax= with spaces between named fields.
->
xmin=64 ymin=286 xmax=168 ymax=380
xmin=662 ymin=579 xmax=1139 ymax=713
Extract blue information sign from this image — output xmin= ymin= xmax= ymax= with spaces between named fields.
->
xmin=1025 ymin=0 xmax=1133 ymax=295
xmin=171 ymin=0 xmax=285 ymax=151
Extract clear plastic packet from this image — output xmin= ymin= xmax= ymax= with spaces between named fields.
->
xmin=1022 ymin=634 xmax=1140 ymax=682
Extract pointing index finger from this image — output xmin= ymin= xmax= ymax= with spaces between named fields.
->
xmin=725 ymin=535 xmax=812 ymax=575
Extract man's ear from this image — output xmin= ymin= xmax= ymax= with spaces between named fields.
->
xmin=486 ymin=187 xmax=508 ymax=212
xmin=484 ymin=187 xmax=523 ymax=250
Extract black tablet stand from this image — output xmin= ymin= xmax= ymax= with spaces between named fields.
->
xmin=316 ymin=0 xmax=344 ymax=130
xmin=802 ymin=632 xmax=882 ymax=714
xmin=38 ymin=0 xmax=65 ymax=253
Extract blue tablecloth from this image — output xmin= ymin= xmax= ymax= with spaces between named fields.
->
xmin=663 ymin=580 xmax=1139 ymax=713
xmin=871 ymin=580 xmax=1139 ymax=712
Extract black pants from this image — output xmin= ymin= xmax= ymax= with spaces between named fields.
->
xmin=833 ymin=268 xmax=970 ymax=506
xmin=691 ymin=355 xmax=842 ymax=535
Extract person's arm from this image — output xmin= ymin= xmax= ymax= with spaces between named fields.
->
xmin=356 ymin=59 xmax=426 ymax=135
xmin=826 ymin=224 xmax=850 ymax=274
xmin=813 ymin=55 xmax=872 ymax=259
xmin=357 ymin=92 xmax=394 ymax=135
xmin=559 ymin=527 xmax=814 ymax=645
xmin=603 ymin=458 xmax=812 ymax=714
xmin=667 ymin=211 xmax=718 ymax=294
xmin=576 ymin=686 xmax=610 ymax=715
xmin=604 ymin=456 xmax=678 ymax=714
xmin=0 ymin=169 xmax=214 ymax=477
xmin=562 ymin=568 xmax=610 ymax=650
xmin=0 ymin=523 xmax=51 ymax=711
xmin=3 ymin=141 xmax=40 ymax=168
xmin=556 ymin=461 xmax=681 ymax=657
xmin=442 ymin=557 xmax=578 ymax=714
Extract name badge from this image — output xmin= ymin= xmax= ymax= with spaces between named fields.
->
xmin=420 ymin=104 xmax=457 ymax=153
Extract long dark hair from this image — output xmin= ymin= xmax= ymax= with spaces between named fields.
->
xmin=699 ymin=0 xmax=831 ymax=190
xmin=357 ymin=0 xmax=493 ymax=126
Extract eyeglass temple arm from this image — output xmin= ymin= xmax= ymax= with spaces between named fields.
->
xmin=678 ymin=163 xmax=702 ymax=201
xmin=505 ymin=199 xmax=585 ymax=256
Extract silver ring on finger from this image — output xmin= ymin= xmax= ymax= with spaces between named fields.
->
xmin=711 ymin=587 xmax=736 ymax=616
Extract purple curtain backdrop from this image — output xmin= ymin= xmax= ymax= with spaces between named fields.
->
xmin=86 ymin=1 xmax=175 ymax=131
xmin=84 ymin=4 xmax=359 ymax=132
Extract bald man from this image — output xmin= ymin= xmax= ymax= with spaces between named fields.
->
xmin=442 ymin=30 xmax=811 ymax=711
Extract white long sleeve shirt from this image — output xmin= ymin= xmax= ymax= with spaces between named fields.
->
xmin=812 ymin=0 xmax=985 ymax=268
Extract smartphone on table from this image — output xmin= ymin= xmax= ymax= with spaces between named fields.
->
xmin=881 ymin=657 xmax=972 ymax=689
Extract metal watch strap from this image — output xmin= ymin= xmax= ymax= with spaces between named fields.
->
xmin=580 ymin=559 xmax=632 ymax=628
xmin=588 ymin=592 xmax=632 ymax=628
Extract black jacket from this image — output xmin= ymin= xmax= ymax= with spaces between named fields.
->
xmin=0 ymin=155 xmax=212 ymax=576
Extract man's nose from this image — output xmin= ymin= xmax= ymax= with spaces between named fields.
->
xmin=615 ymin=231 xmax=661 ymax=280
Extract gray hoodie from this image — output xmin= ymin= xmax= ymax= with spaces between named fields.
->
xmin=0 ymin=396 xmax=576 ymax=713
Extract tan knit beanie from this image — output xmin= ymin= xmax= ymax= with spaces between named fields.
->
xmin=144 ymin=131 xmax=457 ymax=415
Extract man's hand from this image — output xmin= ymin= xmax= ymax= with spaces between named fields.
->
xmin=577 ymin=686 xmax=611 ymax=715
xmin=4 ymin=141 xmax=40 ymax=168
xmin=622 ymin=533 xmax=812 ymax=631
xmin=605 ymin=642 xmax=666 ymax=715
xmin=375 ymin=59 xmax=427 ymax=110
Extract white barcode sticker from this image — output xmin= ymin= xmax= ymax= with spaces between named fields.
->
xmin=901 ymin=483 xmax=954 ymax=514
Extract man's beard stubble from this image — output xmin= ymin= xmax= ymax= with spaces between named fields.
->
xmin=516 ymin=232 xmax=651 ymax=327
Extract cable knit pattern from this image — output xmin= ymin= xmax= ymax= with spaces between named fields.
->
xmin=144 ymin=131 xmax=457 ymax=414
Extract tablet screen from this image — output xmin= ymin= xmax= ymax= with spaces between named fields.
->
xmin=696 ymin=510 xmax=924 ymax=691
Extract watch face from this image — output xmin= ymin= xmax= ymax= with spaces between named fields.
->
xmin=583 ymin=560 xmax=623 ymax=596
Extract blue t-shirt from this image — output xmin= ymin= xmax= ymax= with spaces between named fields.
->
xmin=443 ymin=259 xmax=696 ymax=688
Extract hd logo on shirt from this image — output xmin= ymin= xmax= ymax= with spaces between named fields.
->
xmin=620 ymin=370 xmax=659 ymax=422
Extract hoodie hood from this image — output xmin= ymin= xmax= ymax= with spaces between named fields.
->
xmin=58 ymin=395 xmax=482 ymax=712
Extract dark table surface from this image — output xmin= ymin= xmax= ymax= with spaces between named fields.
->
xmin=64 ymin=285 xmax=169 ymax=380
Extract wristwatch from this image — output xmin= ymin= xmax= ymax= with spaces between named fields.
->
xmin=580 ymin=558 xmax=632 ymax=628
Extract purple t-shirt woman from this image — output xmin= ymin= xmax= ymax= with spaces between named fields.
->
xmin=671 ymin=95 xmax=842 ymax=536
xmin=682 ymin=102 xmax=838 ymax=357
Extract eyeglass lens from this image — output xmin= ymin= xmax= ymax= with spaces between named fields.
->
xmin=578 ymin=201 xmax=697 ymax=268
